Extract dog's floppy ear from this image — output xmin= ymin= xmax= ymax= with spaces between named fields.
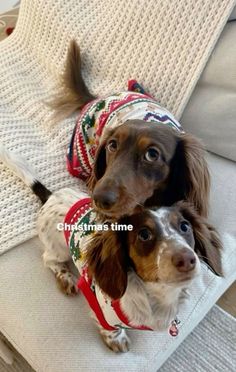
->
xmin=86 ymin=229 xmax=128 ymax=299
xmin=176 ymin=201 xmax=223 ymax=276
xmin=162 ymin=133 xmax=210 ymax=217
xmin=86 ymin=127 xmax=117 ymax=192
xmin=86 ymin=141 xmax=107 ymax=192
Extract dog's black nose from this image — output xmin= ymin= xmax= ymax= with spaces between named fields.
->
xmin=93 ymin=189 xmax=118 ymax=210
xmin=172 ymin=249 xmax=196 ymax=272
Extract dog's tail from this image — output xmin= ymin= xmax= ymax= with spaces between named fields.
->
xmin=49 ymin=39 xmax=95 ymax=122
xmin=0 ymin=144 xmax=52 ymax=204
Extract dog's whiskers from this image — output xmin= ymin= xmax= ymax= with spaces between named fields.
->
xmin=136 ymin=202 xmax=144 ymax=207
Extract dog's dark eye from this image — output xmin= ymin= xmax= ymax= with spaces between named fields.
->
xmin=144 ymin=147 xmax=160 ymax=162
xmin=138 ymin=228 xmax=152 ymax=241
xmin=180 ymin=221 xmax=190 ymax=233
xmin=107 ymin=140 xmax=117 ymax=152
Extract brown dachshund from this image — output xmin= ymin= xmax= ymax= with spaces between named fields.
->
xmin=89 ymin=120 xmax=209 ymax=219
xmin=51 ymin=40 xmax=210 ymax=219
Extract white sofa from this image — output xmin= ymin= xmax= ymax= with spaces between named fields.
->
xmin=0 ymin=1 xmax=236 ymax=371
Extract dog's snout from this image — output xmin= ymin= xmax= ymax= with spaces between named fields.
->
xmin=93 ymin=189 xmax=118 ymax=210
xmin=172 ymin=248 xmax=196 ymax=272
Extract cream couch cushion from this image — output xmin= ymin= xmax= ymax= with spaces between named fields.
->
xmin=182 ymin=21 xmax=236 ymax=162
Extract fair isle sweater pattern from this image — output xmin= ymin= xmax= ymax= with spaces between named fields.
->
xmin=64 ymin=197 xmax=152 ymax=331
xmin=67 ymin=80 xmax=183 ymax=180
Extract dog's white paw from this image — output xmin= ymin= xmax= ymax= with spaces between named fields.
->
xmin=100 ymin=328 xmax=130 ymax=353
xmin=55 ymin=270 xmax=78 ymax=296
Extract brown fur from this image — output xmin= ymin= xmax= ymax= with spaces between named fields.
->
xmin=146 ymin=133 xmax=210 ymax=217
xmin=49 ymin=40 xmax=95 ymax=122
xmin=129 ymin=246 xmax=159 ymax=282
xmin=175 ymin=201 xmax=223 ymax=276
xmin=86 ymin=230 xmax=128 ymax=299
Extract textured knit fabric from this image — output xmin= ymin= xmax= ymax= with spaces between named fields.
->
xmin=67 ymin=80 xmax=183 ymax=180
xmin=0 ymin=0 xmax=235 ymax=254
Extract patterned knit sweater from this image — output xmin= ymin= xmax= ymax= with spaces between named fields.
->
xmin=67 ymin=80 xmax=183 ymax=180
xmin=64 ymin=197 xmax=152 ymax=331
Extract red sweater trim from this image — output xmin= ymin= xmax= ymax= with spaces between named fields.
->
xmin=112 ymin=300 xmax=152 ymax=331
xmin=64 ymin=198 xmax=92 ymax=245
xmin=78 ymin=276 xmax=117 ymax=331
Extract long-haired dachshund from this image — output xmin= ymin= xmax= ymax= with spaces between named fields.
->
xmin=86 ymin=202 xmax=222 ymax=351
xmin=51 ymin=40 xmax=210 ymax=219
xmin=0 ymin=146 xmax=222 ymax=353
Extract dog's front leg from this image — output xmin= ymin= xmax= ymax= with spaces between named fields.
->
xmin=43 ymin=252 xmax=79 ymax=296
xmin=37 ymin=194 xmax=79 ymax=296
xmin=99 ymin=327 xmax=131 ymax=353
xmin=90 ymin=312 xmax=130 ymax=352
xmin=41 ymin=237 xmax=79 ymax=296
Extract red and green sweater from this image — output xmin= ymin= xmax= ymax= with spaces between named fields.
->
xmin=67 ymin=80 xmax=183 ymax=180
xmin=64 ymin=197 xmax=152 ymax=331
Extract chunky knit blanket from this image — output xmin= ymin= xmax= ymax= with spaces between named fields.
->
xmin=0 ymin=0 xmax=235 ymax=254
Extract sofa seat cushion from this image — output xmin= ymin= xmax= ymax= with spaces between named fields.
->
xmin=182 ymin=21 xmax=236 ymax=162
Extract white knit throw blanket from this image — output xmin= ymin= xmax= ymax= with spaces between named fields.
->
xmin=0 ymin=0 xmax=235 ymax=254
